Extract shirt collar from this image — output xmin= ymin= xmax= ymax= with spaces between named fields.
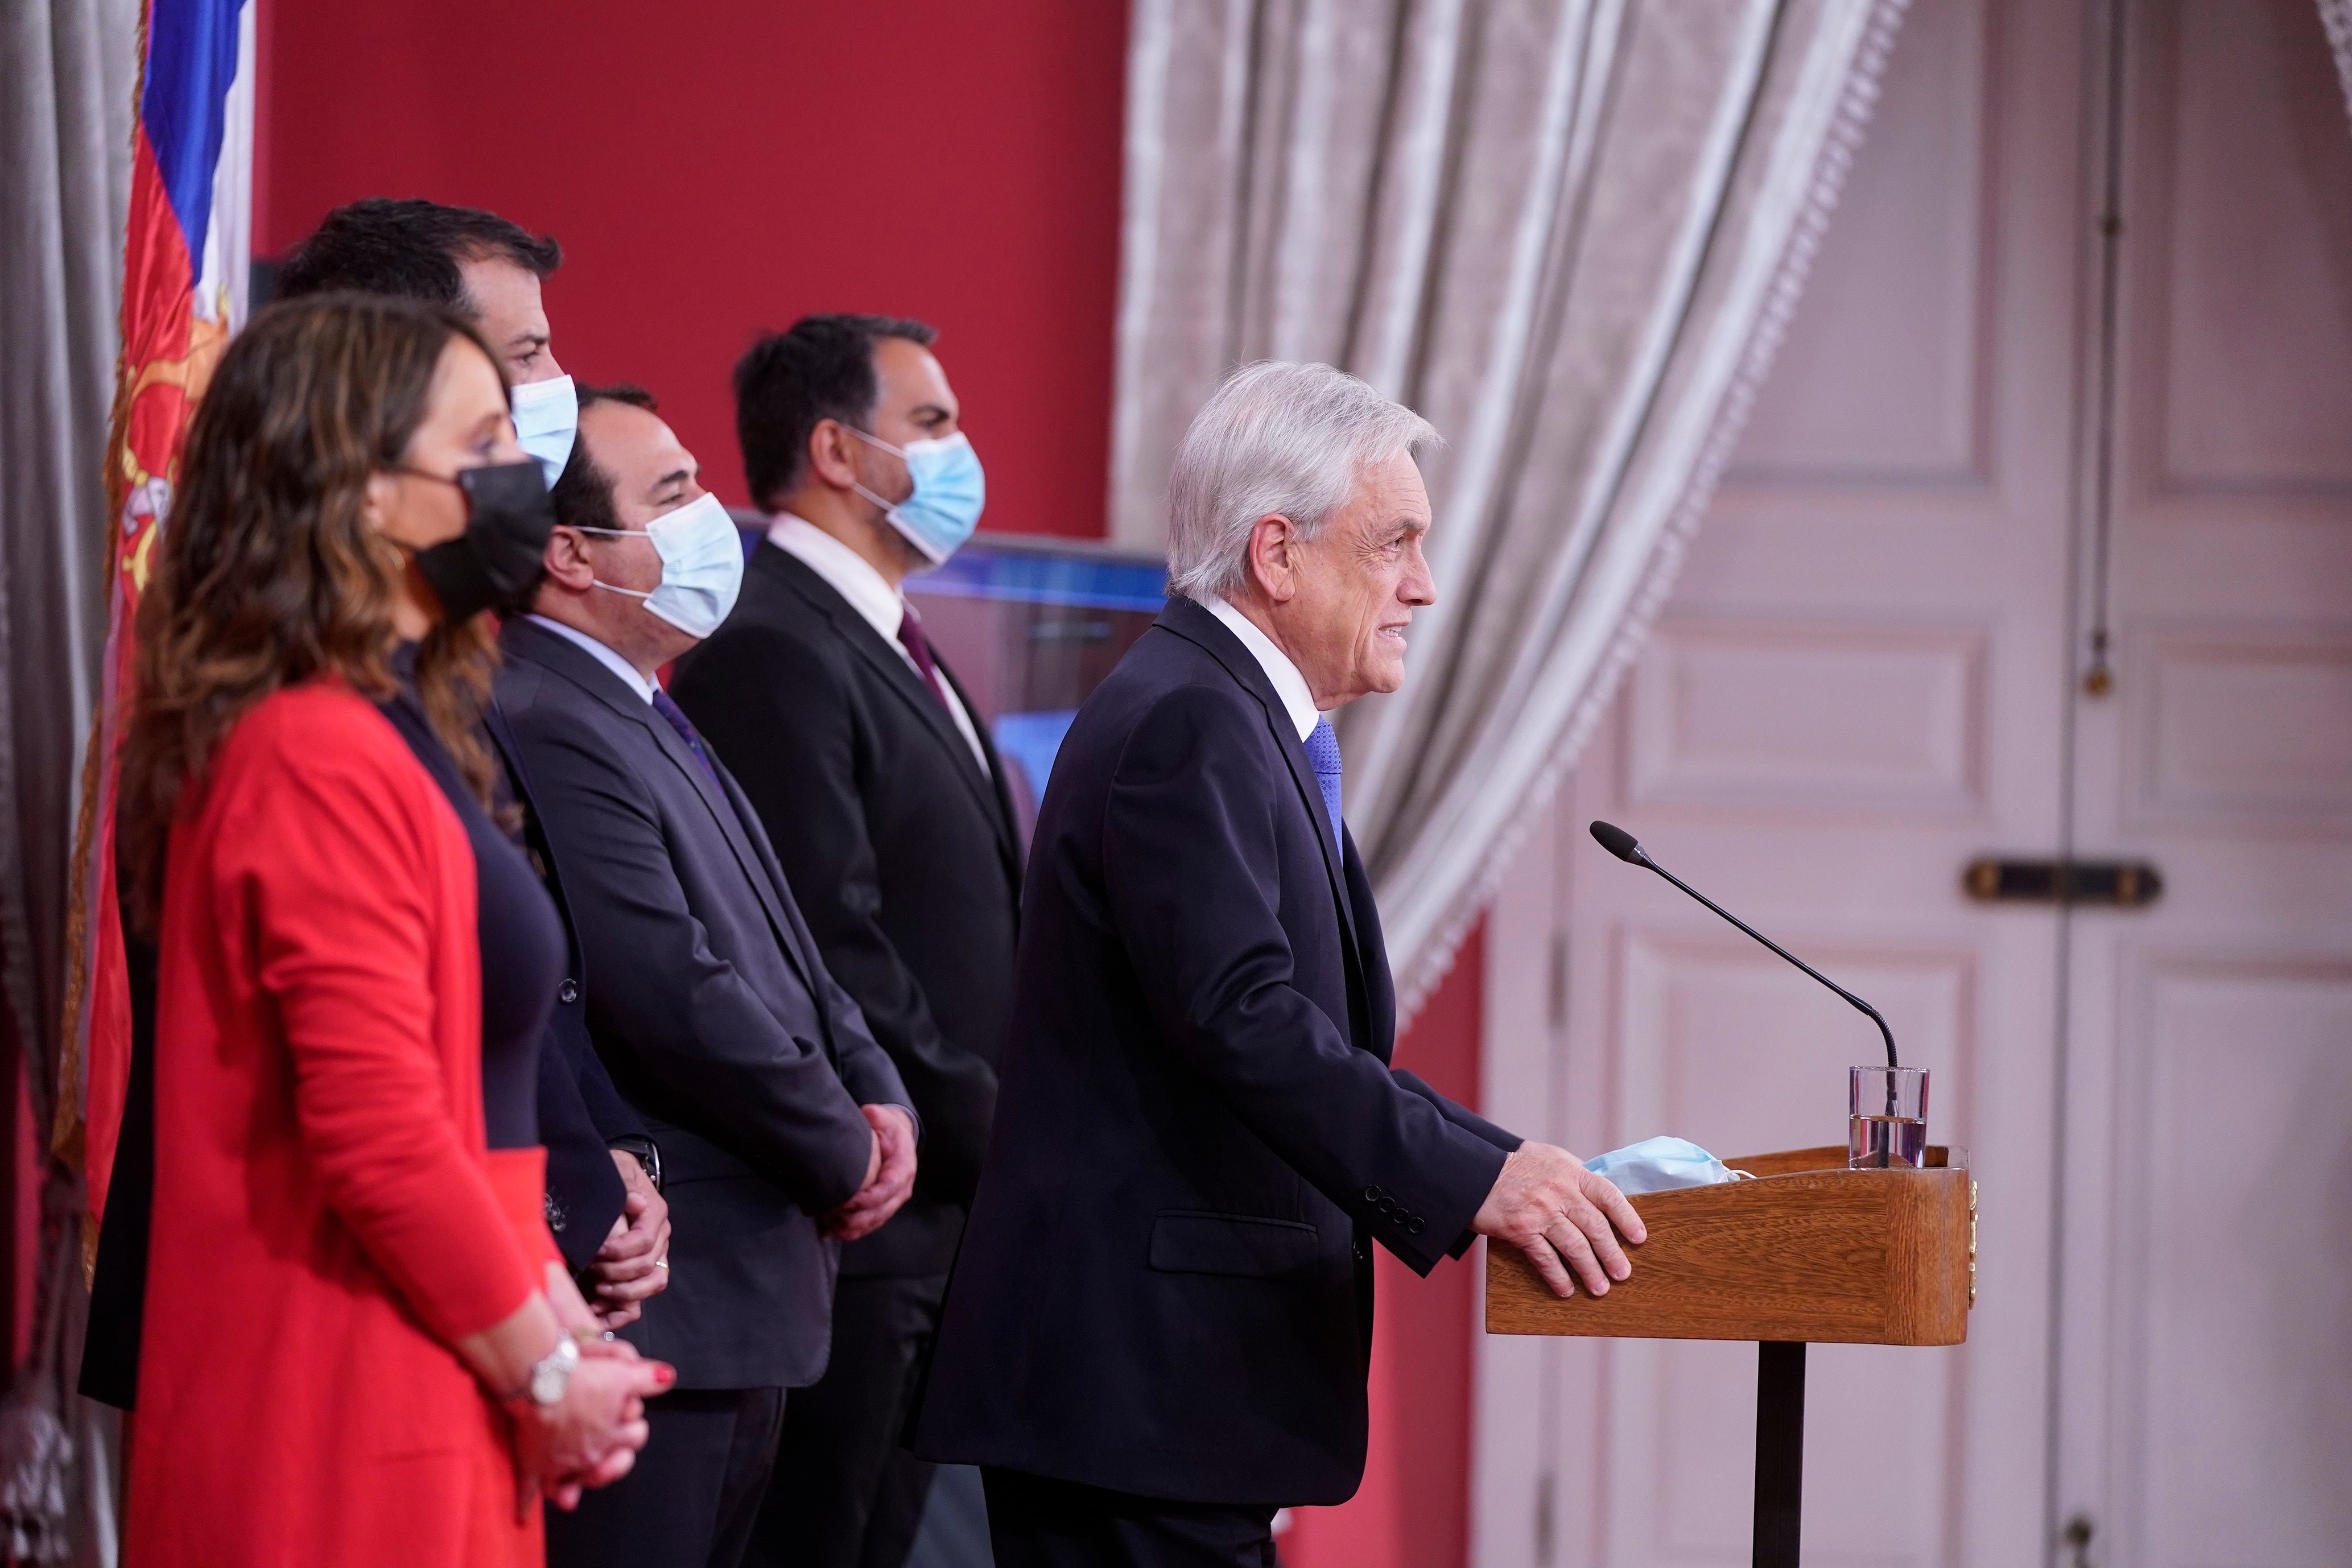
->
xmin=1206 ymin=596 xmax=1321 ymax=742
xmin=768 ymin=512 xmax=906 ymax=646
xmin=524 ymin=614 xmax=659 ymax=704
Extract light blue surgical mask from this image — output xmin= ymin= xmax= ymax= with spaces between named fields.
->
xmin=511 ymin=374 xmax=579 ymax=488
xmin=847 ymin=427 xmax=985 ymax=564
xmin=572 ymin=492 xmax=744 ymax=639
xmin=1582 ymin=1136 xmax=1755 ymax=1197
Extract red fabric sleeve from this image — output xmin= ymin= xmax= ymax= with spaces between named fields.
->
xmin=216 ymin=694 xmax=538 ymax=1345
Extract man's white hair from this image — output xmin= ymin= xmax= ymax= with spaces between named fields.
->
xmin=1164 ymin=361 xmax=1438 ymax=604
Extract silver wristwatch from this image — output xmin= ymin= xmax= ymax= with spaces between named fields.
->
xmin=508 ymin=1334 xmax=579 ymax=1409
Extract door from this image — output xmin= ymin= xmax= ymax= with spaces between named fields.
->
xmin=1476 ymin=1 xmax=2085 ymax=1562
xmin=2050 ymin=4 xmax=2352 ymax=1566
xmin=1474 ymin=3 xmax=2352 ymax=1566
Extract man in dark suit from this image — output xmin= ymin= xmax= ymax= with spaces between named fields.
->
xmin=914 ymin=362 xmax=1647 ymax=1566
xmin=273 ymin=198 xmax=672 ymax=1313
xmin=671 ymin=315 xmax=1018 ymax=1568
xmin=498 ymin=382 xmax=920 ymax=1568
xmin=81 ymin=201 xmax=670 ymax=1414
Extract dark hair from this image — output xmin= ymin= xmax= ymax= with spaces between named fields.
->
xmin=550 ymin=383 xmax=661 ymax=538
xmin=276 ymin=197 xmax=562 ymax=313
xmin=119 ymin=292 xmax=510 ymax=929
xmin=733 ymin=314 xmax=938 ymax=510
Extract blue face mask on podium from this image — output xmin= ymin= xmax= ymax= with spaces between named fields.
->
xmin=848 ymin=426 xmax=985 ymax=564
xmin=1582 ymin=1136 xmax=1755 ymax=1197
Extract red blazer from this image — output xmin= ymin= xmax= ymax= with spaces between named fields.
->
xmin=127 ymin=682 xmax=546 ymax=1567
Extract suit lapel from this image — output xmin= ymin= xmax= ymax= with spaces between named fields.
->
xmin=1153 ymin=598 xmax=1366 ymax=971
xmin=501 ymin=619 xmax=816 ymax=995
xmin=765 ymin=546 xmax=1008 ymax=842
xmin=935 ymin=652 xmax=1023 ymax=883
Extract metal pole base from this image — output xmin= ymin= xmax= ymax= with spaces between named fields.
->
xmin=1754 ymin=1341 xmax=1806 ymax=1568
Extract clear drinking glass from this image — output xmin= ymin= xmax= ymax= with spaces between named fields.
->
xmin=1848 ymin=1066 xmax=1930 ymax=1169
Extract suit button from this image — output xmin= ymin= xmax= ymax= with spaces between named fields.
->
xmin=1363 ymin=1186 xmax=1381 ymax=1204
xmin=558 ymin=979 xmax=580 ymax=1005
xmin=1408 ymin=1217 xmax=1425 ymax=1236
xmin=1379 ymin=1198 xmax=1398 ymax=1216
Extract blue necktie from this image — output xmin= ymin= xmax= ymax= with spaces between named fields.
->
xmin=1303 ymin=715 xmax=1343 ymax=845
xmin=651 ymin=688 xmax=723 ymax=792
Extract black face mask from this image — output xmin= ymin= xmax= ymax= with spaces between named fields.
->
xmin=403 ymin=459 xmax=556 ymax=622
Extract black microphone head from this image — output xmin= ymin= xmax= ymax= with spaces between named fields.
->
xmin=1590 ymin=820 xmax=1645 ymax=863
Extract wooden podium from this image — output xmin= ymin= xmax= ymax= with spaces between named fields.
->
xmin=1486 ymin=1146 xmax=1974 ymax=1567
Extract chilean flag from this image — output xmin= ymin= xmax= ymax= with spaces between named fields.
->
xmin=59 ymin=0 xmax=254 ymax=1245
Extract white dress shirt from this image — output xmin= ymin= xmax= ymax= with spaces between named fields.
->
xmin=526 ymin=613 xmax=659 ymax=703
xmin=768 ymin=513 xmax=989 ymax=773
xmin=1207 ymin=596 xmax=1322 ymax=742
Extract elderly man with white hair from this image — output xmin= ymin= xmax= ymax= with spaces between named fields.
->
xmin=913 ymin=361 xmax=1644 ymax=1567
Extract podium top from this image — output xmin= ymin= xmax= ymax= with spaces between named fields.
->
xmin=1484 ymin=1148 xmax=1974 ymax=1347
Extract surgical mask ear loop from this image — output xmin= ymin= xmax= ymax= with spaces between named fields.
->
xmin=841 ymin=424 xmax=911 ymax=519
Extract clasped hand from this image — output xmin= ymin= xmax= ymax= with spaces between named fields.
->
xmin=515 ymin=1263 xmax=674 ymax=1518
xmin=588 ymin=1150 xmax=671 ymax=1328
xmin=1471 ymin=1141 xmax=1647 ymax=1299
xmin=822 ymin=1104 xmax=918 ymax=1241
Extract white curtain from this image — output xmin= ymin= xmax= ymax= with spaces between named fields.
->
xmin=1 ymin=1 xmax=139 ymax=1561
xmin=2322 ymin=0 xmax=2352 ymax=128
xmin=1113 ymin=0 xmax=1909 ymax=1009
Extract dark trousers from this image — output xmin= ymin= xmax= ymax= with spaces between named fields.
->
xmin=746 ymin=1272 xmax=946 ymax=1568
xmin=547 ymin=1386 xmax=787 ymax=1568
xmin=980 ymin=1468 xmax=1278 ymax=1568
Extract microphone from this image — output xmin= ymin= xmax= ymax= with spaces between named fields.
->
xmin=1589 ymin=820 xmax=1898 ymax=1068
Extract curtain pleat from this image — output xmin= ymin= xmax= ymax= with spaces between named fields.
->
xmin=1112 ymin=0 xmax=1909 ymax=1009
xmin=0 ymin=2 xmax=139 ymax=1560
xmin=2322 ymin=0 xmax=2352 ymax=130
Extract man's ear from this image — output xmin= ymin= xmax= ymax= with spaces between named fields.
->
xmin=540 ymin=526 xmax=599 ymax=593
xmin=804 ymin=418 xmax=863 ymax=492
xmin=1245 ymin=513 xmax=1300 ymax=605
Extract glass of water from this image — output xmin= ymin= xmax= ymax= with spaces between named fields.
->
xmin=1849 ymin=1066 xmax=1930 ymax=1169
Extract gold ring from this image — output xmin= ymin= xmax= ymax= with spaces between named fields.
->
xmin=654 ymin=1258 xmax=670 ymax=1271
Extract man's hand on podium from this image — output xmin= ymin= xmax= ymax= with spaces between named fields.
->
xmin=1472 ymin=1143 xmax=1647 ymax=1298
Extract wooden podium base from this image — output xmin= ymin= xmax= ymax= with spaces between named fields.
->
xmin=1485 ymin=1147 xmax=1975 ymax=1567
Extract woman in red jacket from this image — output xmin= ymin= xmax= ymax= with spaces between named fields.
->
xmin=115 ymin=292 xmax=671 ymax=1566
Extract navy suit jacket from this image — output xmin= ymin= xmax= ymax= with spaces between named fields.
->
xmin=913 ymin=596 xmax=1518 ymax=1505
xmin=672 ymin=543 xmax=1020 ymax=1277
xmin=495 ymin=617 xmax=911 ymax=1392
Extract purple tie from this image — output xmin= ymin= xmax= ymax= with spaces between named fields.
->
xmin=897 ymin=603 xmax=951 ymax=713
xmin=651 ymin=688 xmax=722 ymax=791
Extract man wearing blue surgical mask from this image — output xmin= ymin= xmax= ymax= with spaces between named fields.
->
xmin=671 ymin=317 xmax=1019 ymax=1568
xmin=135 ymin=201 xmax=665 ymax=1305
xmin=504 ymin=383 xmax=919 ymax=1568
xmin=277 ymin=197 xmax=579 ymax=482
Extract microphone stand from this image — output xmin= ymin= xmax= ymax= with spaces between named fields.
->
xmin=1624 ymin=851 xmax=1897 ymax=1070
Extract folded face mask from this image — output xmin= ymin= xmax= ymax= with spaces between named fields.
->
xmin=1583 ymin=1136 xmax=1755 ymax=1196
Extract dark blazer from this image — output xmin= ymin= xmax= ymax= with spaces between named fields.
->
xmin=671 ymin=542 xmax=1019 ymax=1277
xmin=483 ymin=702 xmax=638 ymax=1273
xmin=494 ymin=616 xmax=913 ymax=1392
xmin=913 ymin=597 xmax=1520 ymax=1506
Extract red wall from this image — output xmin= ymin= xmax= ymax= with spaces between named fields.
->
xmin=1284 ymin=922 xmax=1486 ymax=1568
xmin=258 ymin=0 xmax=1128 ymax=537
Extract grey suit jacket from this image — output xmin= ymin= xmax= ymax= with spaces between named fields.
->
xmin=495 ymin=616 xmax=911 ymax=1391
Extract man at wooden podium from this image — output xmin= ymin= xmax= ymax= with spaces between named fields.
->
xmin=913 ymin=361 xmax=1647 ymax=1567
